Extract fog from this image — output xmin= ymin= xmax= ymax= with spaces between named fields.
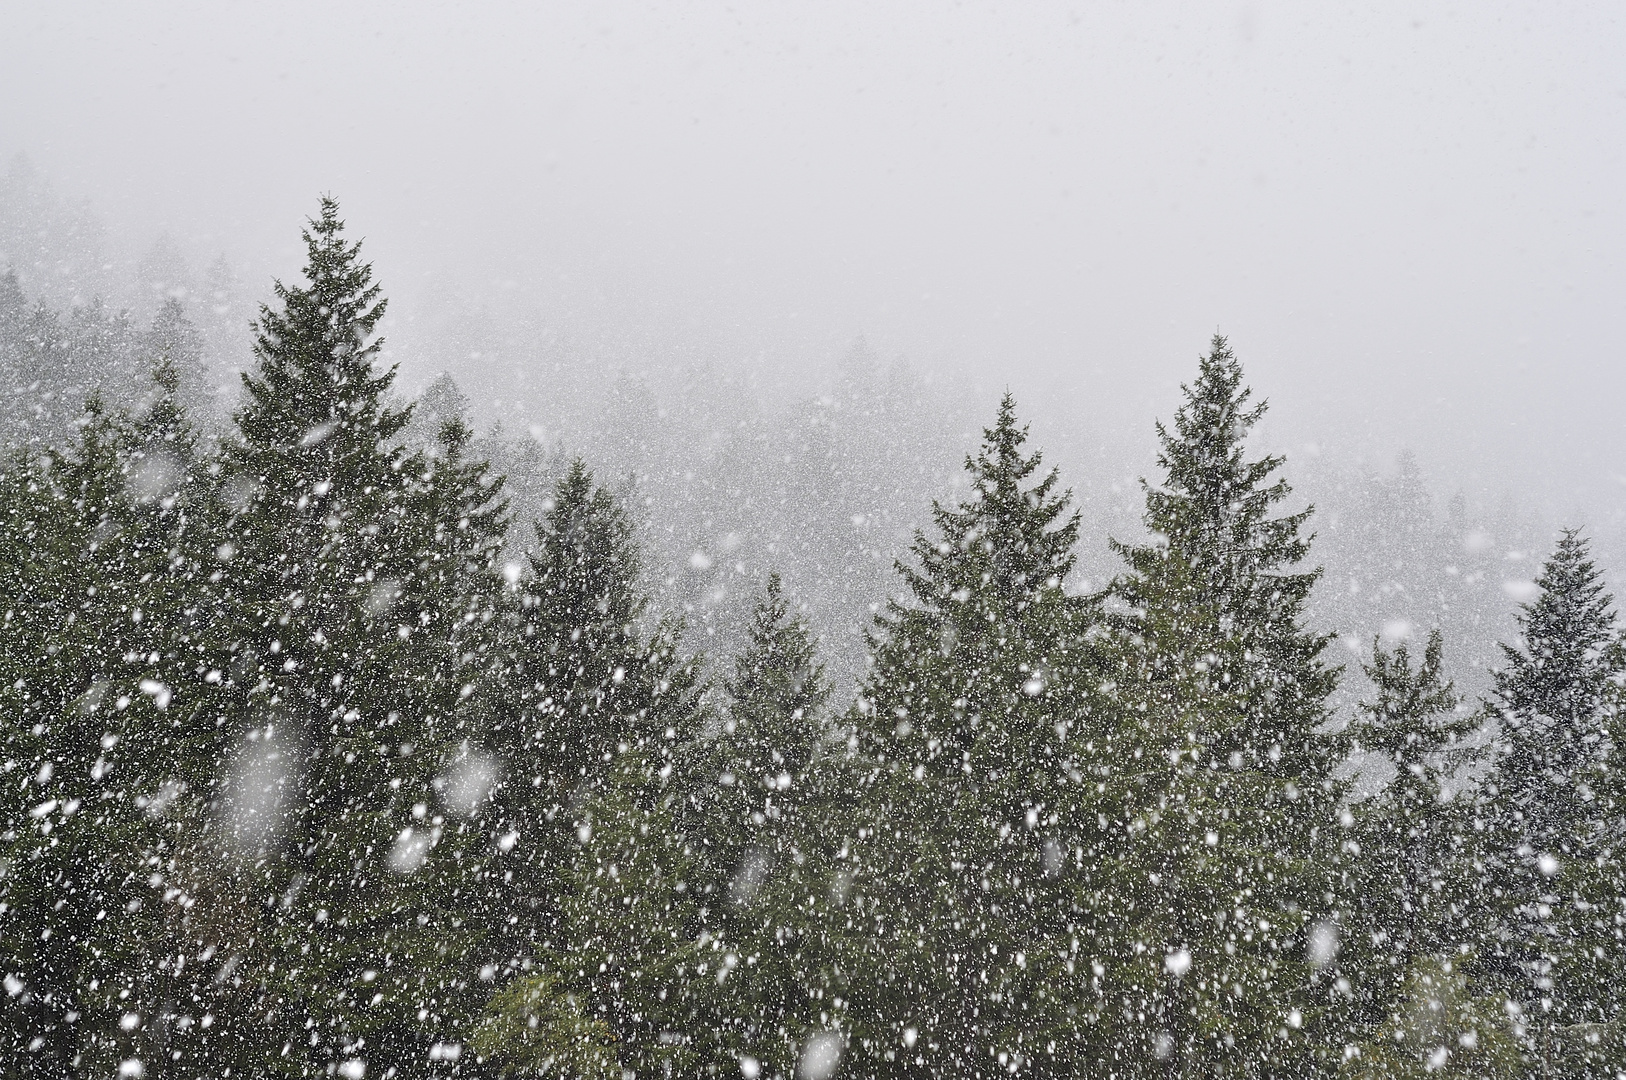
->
xmin=2 ymin=1 xmax=1624 ymax=674
xmin=7 ymin=6 xmax=1626 ymax=1075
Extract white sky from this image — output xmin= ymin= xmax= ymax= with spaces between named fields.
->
xmin=2 ymin=1 xmax=1623 ymax=529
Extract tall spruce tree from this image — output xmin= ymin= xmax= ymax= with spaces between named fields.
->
xmin=1481 ymin=530 xmax=1626 ymax=1071
xmin=1104 ymin=335 xmax=1342 ymax=1077
xmin=834 ymin=394 xmax=1105 ymax=1078
xmin=1486 ymin=531 xmax=1620 ymax=858
xmin=214 ymin=198 xmax=499 ymax=1076
xmin=664 ymin=572 xmax=836 ymax=1073
xmin=481 ymin=461 xmax=667 ymax=966
xmin=142 ymin=297 xmax=218 ymax=433
xmin=0 ymin=272 xmax=74 ymax=446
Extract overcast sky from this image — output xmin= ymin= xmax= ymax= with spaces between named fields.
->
xmin=2 ymin=1 xmax=1623 ymax=529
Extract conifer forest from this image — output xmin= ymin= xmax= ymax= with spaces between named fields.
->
xmin=1 ymin=194 xmax=1622 ymax=1080
xmin=4 ymin=3 xmax=1626 ymax=1076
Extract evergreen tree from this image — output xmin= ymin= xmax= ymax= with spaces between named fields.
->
xmin=1481 ymin=530 xmax=1626 ymax=1071
xmin=0 ymin=349 xmax=234 ymax=1077
xmin=476 ymin=459 xmax=708 ymax=1070
xmin=1104 ymin=335 xmax=1342 ymax=1077
xmin=1486 ymin=530 xmax=1620 ymax=858
xmin=141 ymin=297 xmax=218 ymax=432
xmin=673 ymin=572 xmax=835 ymax=1071
xmin=1341 ymin=632 xmax=1485 ymax=1050
xmin=0 ymin=399 xmax=159 ymax=1078
xmin=481 ymin=461 xmax=659 ymax=964
xmin=834 ymin=394 xmax=1104 ymax=1077
xmin=531 ymin=750 xmax=711 ymax=1078
xmin=0 ymin=272 xmax=74 ymax=446
xmin=212 ymin=197 xmax=498 ymax=1076
xmin=710 ymin=571 xmax=830 ymax=830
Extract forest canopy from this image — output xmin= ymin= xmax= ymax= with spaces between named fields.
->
xmin=1 ymin=201 xmax=1622 ymax=1079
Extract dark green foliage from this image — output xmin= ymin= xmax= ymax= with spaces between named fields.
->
xmin=1111 ymin=335 xmax=1337 ymax=780
xmin=1340 ymin=632 xmax=1491 ymax=1057
xmin=1486 ymin=530 xmax=1620 ymax=856
xmin=1481 ymin=531 xmax=1626 ymax=1071
xmin=6 ymin=198 xmax=1623 ymax=1080
xmin=200 ymin=198 xmax=508 ymax=1076
xmin=534 ymin=754 xmax=711 ymax=1077
xmin=836 ymin=394 xmax=1105 ymax=1077
xmin=1339 ymin=953 xmax=1525 ymax=1079
xmin=666 ymin=573 xmax=836 ymax=1074
xmin=481 ymin=460 xmax=697 ymax=962
xmin=692 ymin=571 xmax=829 ymax=877
xmin=0 ymin=351 xmax=234 ymax=1075
xmin=473 ymin=457 xmax=711 ymax=1074
xmin=1102 ymin=334 xmax=1343 ymax=1077
xmin=724 ymin=573 xmax=830 ymax=769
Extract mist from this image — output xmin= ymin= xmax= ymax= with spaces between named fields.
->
xmin=3 ymin=5 xmax=1625 ymax=1074
xmin=4 ymin=2 xmax=1623 ymax=477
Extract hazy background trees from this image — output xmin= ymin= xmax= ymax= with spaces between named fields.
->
xmin=2 ymin=198 xmax=1621 ymax=1078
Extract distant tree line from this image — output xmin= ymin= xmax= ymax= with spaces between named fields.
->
xmin=1 ymin=201 xmax=1621 ymax=1079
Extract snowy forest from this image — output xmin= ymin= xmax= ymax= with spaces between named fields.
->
xmin=1 ymin=192 xmax=1622 ymax=1080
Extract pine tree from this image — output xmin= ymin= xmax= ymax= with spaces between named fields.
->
xmin=527 ymin=750 xmax=710 ymax=1077
xmin=1486 ymin=530 xmax=1620 ymax=856
xmin=0 ymin=273 xmax=74 ymax=446
xmin=691 ymin=571 xmax=829 ymax=890
xmin=0 ymin=346 xmax=235 ymax=1076
xmin=212 ymin=198 xmax=496 ymax=1075
xmin=1481 ymin=530 xmax=1626 ymax=1070
xmin=1103 ymin=335 xmax=1342 ymax=1076
xmin=481 ymin=461 xmax=656 ymax=961
xmin=833 ymin=394 xmax=1104 ymax=1077
xmin=663 ymin=572 xmax=836 ymax=1072
xmin=142 ymin=297 xmax=218 ymax=432
xmin=0 ymin=398 xmax=148 ymax=1078
xmin=717 ymin=572 xmax=829 ymax=799
xmin=1341 ymin=632 xmax=1485 ymax=1046
xmin=476 ymin=458 xmax=707 ymax=1062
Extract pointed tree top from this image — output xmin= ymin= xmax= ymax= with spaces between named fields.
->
xmin=1130 ymin=333 xmax=1308 ymax=564
xmin=881 ymin=393 xmax=1082 ymax=637
xmin=968 ymin=390 xmax=1041 ymax=495
xmin=1157 ymin=333 xmax=1268 ymax=482
xmin=233 ymin=196 xmax=407 ymax=477
xmin=1495 ymin=527 xmax=1620 ymax=722
xmin=727 ymin=571 xmax=829 ymax=722
xmin=1353 ymin=629 xmax=1470 ymax=767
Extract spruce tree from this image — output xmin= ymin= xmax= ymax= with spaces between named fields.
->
xmin=213 ymin=198 xmax=496 ymax=1075
xmin=1486 ymin=530 xmax=1620 ymax=856
xmin=668 ymin=572 xmax=835 ymax=1072
xmin=1341 ymin=632 xmax=1487 ymax=1051
xmin=141 ymin=297 xmax=217 ymax=432
xmin=1104 ymin=335 xmax=1342 ymax=1077
xmin=481 ymin=461 xmax=657 ymax=964
xmin=835 ymin=394 xmax=1104 ymax=1077
xmin=0 ymin=399 xmax=152 ymax=1078
xmin=0 ymin=351 xmax=234 ymax=1076
xmin=476 ymin=459 xmax=707 ymax=1066
xmin=1481 ymin=530 xmax=1626 ymax=1070
xmin=707 ymin=572 xmax=829 ymax=807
